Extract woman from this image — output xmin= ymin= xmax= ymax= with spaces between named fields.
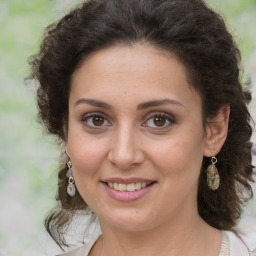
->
xmin=29 ymin=0 xmax=256 ymax=255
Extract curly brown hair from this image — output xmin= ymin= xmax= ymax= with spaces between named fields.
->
xmin=28 ymin=0 xmax=255 ymax=248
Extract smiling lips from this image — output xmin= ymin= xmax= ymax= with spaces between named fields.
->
xmin=102 ymin=178 xmax=156 ymax=201
xmin=107 ymin=182 xmax=148 ymax=192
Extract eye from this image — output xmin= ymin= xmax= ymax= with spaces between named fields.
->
xmin=143 ymin=113 xmax=175 ymax=128
xmin=82 ymin=113 xmax=111 ymax=129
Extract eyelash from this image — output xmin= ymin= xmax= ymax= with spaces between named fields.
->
xmin=81 ymin=111 xmax=175 ymax=130
xmin=81 ymin=112 xmax=111 ymax=129
xmin=143 ymin=112 xmax=175 ymax=129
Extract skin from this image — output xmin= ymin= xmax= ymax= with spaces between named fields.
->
xmin=65 ymin=44 xmax=230 ymax=256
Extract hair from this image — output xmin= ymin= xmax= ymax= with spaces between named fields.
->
xmin=28 ymin=0 xmax=255 ymax=248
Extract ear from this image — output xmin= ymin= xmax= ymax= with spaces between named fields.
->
xmin=63 ymin=126 xmax=70 ymax=158
xmin=203 ymin=105 xmax=230 ymax=157
xmin=65 ymin=143 xmax=70 ymax=158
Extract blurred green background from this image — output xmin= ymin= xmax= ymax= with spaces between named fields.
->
xmin=0 ymin=0 xmax=255 ymax=255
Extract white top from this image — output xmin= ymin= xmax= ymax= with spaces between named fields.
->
xmin=58 ymin=231 xmax=256 ymax=256
xmin=223 ymin=231 xmax=256 ymax=256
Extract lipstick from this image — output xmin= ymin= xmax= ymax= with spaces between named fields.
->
xmin=101 ymin=177 xmax=156 ymax=202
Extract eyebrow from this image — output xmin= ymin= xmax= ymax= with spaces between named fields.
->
xmin=74 ymin=98 xmax=112 ymax=109
xmin=137 ymin=99 xmax=184 ymax=110
xmin=74 ymin=98 xmax=184 ymax=110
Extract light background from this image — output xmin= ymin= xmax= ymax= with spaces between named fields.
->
xmin=0 ymin=0 xmax=255 ymax=255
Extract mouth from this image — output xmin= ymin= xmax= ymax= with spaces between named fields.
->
xmin=101 ymin=178 xmax=156 ymax=202
xmin=103 ymin=181 xmax=155 ymax=192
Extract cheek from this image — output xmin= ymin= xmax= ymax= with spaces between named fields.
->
xmin=66 ymin=135 xmax=107 ymax=179
xmin=150 ymin=134 xmax=204 ymax=179
xmin=66 ymin=138 xmax=107 ymax=203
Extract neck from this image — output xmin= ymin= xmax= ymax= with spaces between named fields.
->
xmin=92 ymin=213 xmax=221 ymax=256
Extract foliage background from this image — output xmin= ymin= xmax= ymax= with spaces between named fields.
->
xmin=0 ymin=0 xmax=255 ymax=255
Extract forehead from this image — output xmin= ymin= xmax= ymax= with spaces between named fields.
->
xmin=70 ymin=44 xmax=201 ymax=108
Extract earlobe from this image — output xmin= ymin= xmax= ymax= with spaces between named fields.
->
xmin=63 ymin=129 xmax=70 ymax=158
xmin=65 ymin=144 xmax=70 ymax=158
xmin=203 ymin=105 xmax=230 ymax=157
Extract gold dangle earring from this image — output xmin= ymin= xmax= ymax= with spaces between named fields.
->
xmin=207 ymin=156 xmax=220 ymax=190
xmin=66 ymin=160 xmax=76 ymax=197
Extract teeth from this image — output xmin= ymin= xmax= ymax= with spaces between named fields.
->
xmin=127 ymin=183 xmax=135 ymax=192
xmin=107 ymin=182 xmax=151 ymax=192
xmin=141 ymin=182 xmax=146 ymax=188
xmin=114 ymin=183 xmax=119 ymax=190
xmin=135 ymin=183 xmax=141 ymax=190
xmin=119 ymin=184 xmax=126 ymax=191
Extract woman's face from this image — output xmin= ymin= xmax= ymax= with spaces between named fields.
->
xmin=66 ymin=44 xmax=210 ymax=231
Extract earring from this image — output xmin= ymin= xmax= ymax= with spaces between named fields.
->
xmin=66 ymin=160 xmax=76 ymax=197
xmin=207 ymin=156 xmax=220 ymax=190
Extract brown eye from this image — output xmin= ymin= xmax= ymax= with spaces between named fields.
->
xmin=143 ymin=113 xmax=175 ymax=129
xmin=92 ymin=116 xmax=104 ymax=126
xmin=153 ymin=116 xmax=166 ymax=126
xmin=82 ymin=113 xmax=110 ymax=129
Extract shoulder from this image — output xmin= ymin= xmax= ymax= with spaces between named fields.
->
xmin=57 ymin=234 xmax=101 ymax=256
xmin=224 ymin=231 xmax=256 ymax=256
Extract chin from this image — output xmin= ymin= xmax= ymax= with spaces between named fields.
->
xmin=98 ymin=208 xmax=158 ymax=232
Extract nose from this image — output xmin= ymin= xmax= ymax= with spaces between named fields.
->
xmin=107 ymin=124 xmax=145 ymax=170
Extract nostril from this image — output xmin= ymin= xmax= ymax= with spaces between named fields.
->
xmin=108 ymin=150 xmax=137 ymax=169
xmin=107 ymin=133 xmax=145 ymax=169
